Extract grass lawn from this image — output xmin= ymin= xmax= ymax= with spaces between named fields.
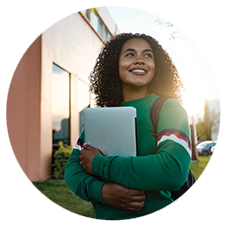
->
xmin=14 ymin=157 xmax=210 ymax=221
xmin=190 ymin=156 xmax=211 ymax=181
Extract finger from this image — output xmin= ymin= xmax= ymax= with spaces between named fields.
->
xmin=130 ymin=201 xmax=145 ymax=209
xmin=125 ymin=201 xmax=145 ymax=211
xmin=129 ymin=195 xmax=145 ymax=202
xmin=80 ymin=161 xmax=86 ymax=171
xmin=128 ymin=189 xmax=145 ymax=196
xmin=79 ymin=151 xmax=83 ymax=159
xmin=83 ymin=143 xmax=90 ymax=150
xmin=122 ymin=195 xmax=145 ymax=205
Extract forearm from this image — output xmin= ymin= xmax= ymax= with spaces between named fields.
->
xmin=65 ymin=148 xmax=106 ymax=203
xmin=91 ymin=142 xmax=191 ymax=191
xmin=101 ymin=182 xmax=145 ymax=211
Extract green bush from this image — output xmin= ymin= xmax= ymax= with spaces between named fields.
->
xmin=52 ymin=141 xmax=73 ymax=179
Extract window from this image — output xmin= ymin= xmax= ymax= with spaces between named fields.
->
xmin=93 ymin=13 xmax=111 ymax=41
xmin=81 ymin=9 xmax=90 ymax=20
xmin=52 ymin=63 xmax=70 ymax=149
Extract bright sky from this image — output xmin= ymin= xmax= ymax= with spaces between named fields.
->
xmin=106 ymin=6 xmax=219 ymax=119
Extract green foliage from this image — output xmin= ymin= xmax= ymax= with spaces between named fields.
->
xmin=196 ymin=121 xmax=207 ymax=141
xmin=52 ymin=141 xmax=72 ymax=179
xmin=196 ymin=109 xmax=220 ymax=141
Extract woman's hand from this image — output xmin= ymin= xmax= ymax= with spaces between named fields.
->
xmin=79 ymin=143 xmax=101 ymax=175
xmin=102 ymin=183 xmax=145 ymax=211
xmin=80 ymin=145 xmax=145 ymax=211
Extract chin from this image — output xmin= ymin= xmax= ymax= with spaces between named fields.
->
xmin=131 ymin=80 xmax=151 ymax=87
xmin=129 ymin=83 xmax=149 ymax=89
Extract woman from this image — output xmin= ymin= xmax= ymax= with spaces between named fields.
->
xmin=65 ymin=33 xmax=191 ymax=220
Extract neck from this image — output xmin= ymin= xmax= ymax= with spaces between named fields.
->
xmin=122 ymin=85 xmax=150 ymax=102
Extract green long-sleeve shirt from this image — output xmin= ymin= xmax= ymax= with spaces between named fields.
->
xmin=65 ymin=93 xmax=191 ymax=220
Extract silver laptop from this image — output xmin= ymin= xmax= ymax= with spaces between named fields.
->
xmin=84 ymin=107 xmax=137 ymax=157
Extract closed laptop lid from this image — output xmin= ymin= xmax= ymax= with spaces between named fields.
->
xmin=84 ymin=107 xmax=137 ymax=157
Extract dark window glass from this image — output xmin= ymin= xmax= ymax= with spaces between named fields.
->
xmin=52 ymin=63 xmax=70 ymax=150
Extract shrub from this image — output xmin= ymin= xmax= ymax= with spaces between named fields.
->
xmin=52 ymin=141 xmax=73 ymax=179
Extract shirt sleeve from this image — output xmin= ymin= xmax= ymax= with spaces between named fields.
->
xmin=64 ymin=130 xmax=106 ymax=203
xmin=91 ymin=99 xmax=191 ymax=191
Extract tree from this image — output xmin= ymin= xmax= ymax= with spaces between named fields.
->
xmin=196 ymin=109 xmax=220 ymax=141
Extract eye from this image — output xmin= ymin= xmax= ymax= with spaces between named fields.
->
xmin=125 ymin=53 xmax=135 ymax=57
xmin=144 ymin=53 xmax=153 ymax=58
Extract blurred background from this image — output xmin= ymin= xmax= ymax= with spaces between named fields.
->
xmin=6 ymin=6 xmax=219 ymax=183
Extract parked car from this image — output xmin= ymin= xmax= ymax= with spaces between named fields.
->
xmin=211 ymin=145 xmax=216 ymax=155
xmin=196 ymin=141 xmax=216 ymax=156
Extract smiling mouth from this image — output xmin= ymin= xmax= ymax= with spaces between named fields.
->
xmin=131 ymin=69 xmax=146 ymax=74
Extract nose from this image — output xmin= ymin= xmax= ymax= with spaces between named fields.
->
xmin=134 ymin=56 xmax=145 ymax=65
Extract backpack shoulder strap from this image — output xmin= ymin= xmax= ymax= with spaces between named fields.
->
xmin=150 ymin=96 xmax=201 ymax=221
xmin=150 ymin=96 xmax=169 ymax=135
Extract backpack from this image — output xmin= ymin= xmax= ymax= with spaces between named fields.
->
xmin=150 ymin=96 xmax=201 ymax=221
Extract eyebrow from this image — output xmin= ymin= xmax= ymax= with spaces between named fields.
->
xmin=123 ymin=48 xmax=153 ymax=54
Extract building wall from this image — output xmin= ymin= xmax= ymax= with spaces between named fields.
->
xmin=95 ymin=7 xmax=119 ymax=35
xmin=7 ymin=36 xmax=42 ymax=181
xmin=40 ymin=13 xmax=103 ymax=181
xmin=7 ymin=11 xmax=112 ymax=182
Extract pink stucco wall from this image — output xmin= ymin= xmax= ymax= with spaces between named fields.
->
xmin=6 ymin=12 xmax=107 ymax=182
xmin=7 ymin=36 xmax=42 ymax=181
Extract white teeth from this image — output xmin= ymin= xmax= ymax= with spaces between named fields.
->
xmin=132 ymin=69 xmax=145 ymax=73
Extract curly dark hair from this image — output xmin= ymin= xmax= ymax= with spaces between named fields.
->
xmin=89 ymin=33 xmax=184 ymax=107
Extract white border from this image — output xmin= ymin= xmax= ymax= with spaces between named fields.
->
xmin=2 ymin=1 xmax=225 ymax=224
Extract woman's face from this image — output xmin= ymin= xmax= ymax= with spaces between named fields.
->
xmin=118 ymin=38 xmax=155 ymax=90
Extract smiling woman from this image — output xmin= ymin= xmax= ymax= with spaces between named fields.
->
xmin=89 ymin=33 xmax=183 ymax=107
xmin=64 ymin=33 xmax=192 ymax=220
xmin=118 ymin=38 xmax=155 ymax=101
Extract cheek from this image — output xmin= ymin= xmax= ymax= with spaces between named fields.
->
xmin=118 ymin=61 xmax=128 ymax=77
xmin=149 ymin=62 xmax=155 ymax=75
xmin=149 ymin=60 xmax=155 ymax=69
xmin=148 ymin=63 xmax=155 ymax=81
xmin=119 ymin=60 xmax=128 ymax=70
xmin=118 ymin=65 xmax=123 ymax=80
